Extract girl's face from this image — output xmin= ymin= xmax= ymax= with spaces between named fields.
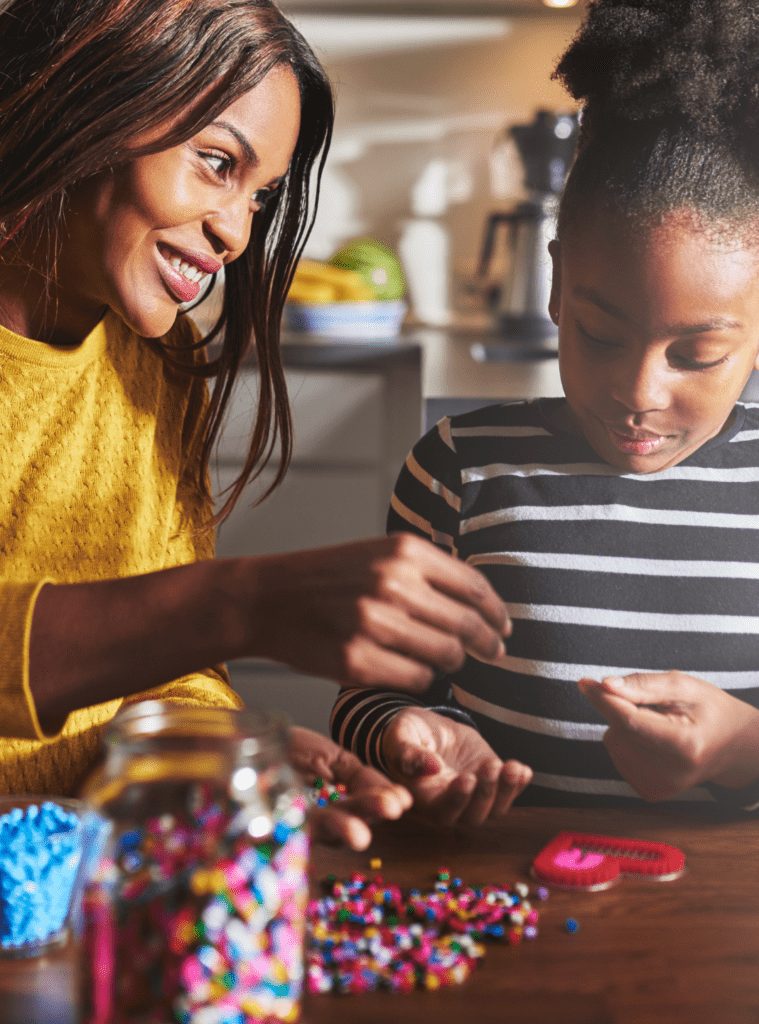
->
xmin=548 ymin=207 xmax=759 ymax=473
xmin=58 ymin=65 xmax=301 ymax=340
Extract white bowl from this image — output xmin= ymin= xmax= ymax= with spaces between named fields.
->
xmin=284 ymin=299 xmax=407 ymax=340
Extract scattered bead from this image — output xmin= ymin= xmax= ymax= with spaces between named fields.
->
xmin=309 ymin=780 xmax=348 ymax=808
xmin=535 ymin=886 xmax=550 ymax=901
xmin=565 ymin=917 xmax=579 ymax=934
xmin=306 ymin=866 xmax=540 ymax=994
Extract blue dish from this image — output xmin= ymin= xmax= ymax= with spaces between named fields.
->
xmin=284 ymin=299 xmax=407 ymax=340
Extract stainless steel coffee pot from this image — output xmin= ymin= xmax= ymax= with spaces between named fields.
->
xmin=479 ymin=110 xmax=579 ymax=344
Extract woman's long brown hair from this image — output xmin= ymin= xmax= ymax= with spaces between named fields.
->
xmin=0 ymin=0 xmax=334 ymax=526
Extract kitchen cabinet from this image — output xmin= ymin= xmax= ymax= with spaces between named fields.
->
xmin=212 ymin=342 xmax=422 ymax=735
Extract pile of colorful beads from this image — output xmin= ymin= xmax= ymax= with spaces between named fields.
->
xmin=306 ymin=866 xmax=542 ymax=994
xmin=85 ymin=782 xmax=309 ymax=1024
xmin=0 ymin=801 xmax=83 ymax=950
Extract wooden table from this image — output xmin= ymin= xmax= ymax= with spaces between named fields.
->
xmin=1 ymin=806 xmax=757 ymax=1024
xmin=304 ymin=807 xmax=759 ymax=1024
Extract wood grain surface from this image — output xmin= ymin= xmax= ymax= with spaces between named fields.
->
xmin=0 ymin=806 xmax=756 ymax=1024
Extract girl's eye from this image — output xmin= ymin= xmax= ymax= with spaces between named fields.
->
xmin=200 ymin=151 xmax=233 ymax=178
xmin=671 ymin=353 xmax=728 ymax=371
xmin=577 ymin=322 xmax=617 ymax=349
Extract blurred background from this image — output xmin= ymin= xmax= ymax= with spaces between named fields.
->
xmin=209 ymin=0 xmax=758 ymax=730
xmin=279 ymin=0 xmax=586 ymax=327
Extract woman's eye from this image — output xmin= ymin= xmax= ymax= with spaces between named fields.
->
xmin=200 ymin=151 xmax=233 ymax=177
xmin=252 ymin=188 xmax=277 ymax=211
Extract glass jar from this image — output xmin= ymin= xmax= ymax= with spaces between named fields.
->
xmin=79 ymin=701 xmax=309 ymax=1024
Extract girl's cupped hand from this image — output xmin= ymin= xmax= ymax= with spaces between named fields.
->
xmin=381 ymin=706 xmax=531 ymax=827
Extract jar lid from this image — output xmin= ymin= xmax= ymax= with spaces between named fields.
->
xmin=104 ymin=700 xmax=288 ymax=756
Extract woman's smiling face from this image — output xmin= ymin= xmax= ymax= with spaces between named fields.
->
xmin=548 ymin=206 xmax=759 ymax=473
xmin=58 ymin=65 xmax=301 ymax=339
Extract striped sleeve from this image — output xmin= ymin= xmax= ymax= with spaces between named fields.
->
xmin=330 ymin=689 xmax=425 ymax=771
xmin=333 ymin=419 xmax=472 ymax=768
xmin=386 ymin=417 xmax=462 ymax=556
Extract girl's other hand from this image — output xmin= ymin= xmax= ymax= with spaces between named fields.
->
xmin=245 ymin=534 xmax=512 ymax=694
xmin=578 ymin=672 xmax=759 ymax=801
xmin=381 ymin=707 xmax=532 ymax=827
xmin=287 ymin=725 xmax=412 ymax=849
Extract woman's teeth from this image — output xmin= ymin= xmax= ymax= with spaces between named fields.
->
xmin=168 ymin=255 xmax=207 ymax=284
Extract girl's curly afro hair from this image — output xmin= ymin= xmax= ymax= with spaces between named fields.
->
xmin=553 ymin=0 xmax=759 ymax=238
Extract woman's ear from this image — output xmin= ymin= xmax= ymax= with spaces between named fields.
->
xmin=548 ymin=238 xmax=561 ymax=325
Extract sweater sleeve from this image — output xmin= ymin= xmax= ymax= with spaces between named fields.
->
xmin=131 ymin=319 xmax=241 ymax=714
xmin=0 ymin=580 xmax=57 ymax=740
xmin=333 ymin=417 xmax=476 ymax=768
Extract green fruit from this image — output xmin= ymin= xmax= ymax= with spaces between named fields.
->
xmin=328 ymin=238 xmax=406 ymax=301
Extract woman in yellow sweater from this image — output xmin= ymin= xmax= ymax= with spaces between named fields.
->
xmin=0 ymin=0 xmax=515 ymax=836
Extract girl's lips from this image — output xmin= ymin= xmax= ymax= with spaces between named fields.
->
xmin=608 ymin=426 xmax=670 ymax=455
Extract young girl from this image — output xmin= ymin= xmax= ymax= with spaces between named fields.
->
xmin=332 ymin=0 xmax=759 ymax=823
xmin=0 ymin=0 xmax=513 ymax=842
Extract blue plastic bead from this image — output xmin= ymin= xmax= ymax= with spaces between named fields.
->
xmin=565 ymin=917 xmax=579 ymax=934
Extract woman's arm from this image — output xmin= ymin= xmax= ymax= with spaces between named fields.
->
xmin=28 ymin=533 xmax=511 ymax=733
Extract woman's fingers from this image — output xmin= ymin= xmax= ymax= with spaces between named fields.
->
xmin=372 ymin=580 xmax=508 ymax=665
xmin=310 ymin=808 xmax=373 ymax=850
xmin=250 ymin=533 xmax=512 ymax=693
xmin=491 ymin=761 xmax=533 ymax=817
xmin=387 ymin=533 xmax=512 ymax=636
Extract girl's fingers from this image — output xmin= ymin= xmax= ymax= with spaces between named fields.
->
xmin=456 ymin=760 xmax=503 ymax=827
xmin=427 ymin=774 xmax=478 ymax=828
xmin=490 ymin=761 xmax=533 ymax=818
xmin=579 ymin=679 xmax=687 ymax=746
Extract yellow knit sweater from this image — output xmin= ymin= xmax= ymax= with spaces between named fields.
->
xmin=0 ymin=310 xmax=242 ymax=796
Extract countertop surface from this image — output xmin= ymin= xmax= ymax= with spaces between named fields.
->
xmin=278 ymin=324 xmax=563 ymax=401
xmin=191 ymin=298 xmax=564 ymax=401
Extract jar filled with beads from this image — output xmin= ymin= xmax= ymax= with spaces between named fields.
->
xmin=79 ymin=700 xmax=309 ymax=1024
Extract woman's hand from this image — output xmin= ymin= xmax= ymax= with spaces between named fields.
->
xmin=380 ymin=707 xmax=532 ymax=826
xmin=579 ymin=672 xmax=759 ymax=801
xmin=245 ymin=534 xmax=512 ymax=694
xmin=287 ymin=725 xmax=412 ymax=849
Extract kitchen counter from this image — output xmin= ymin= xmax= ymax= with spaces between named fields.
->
xmin=279 ymin=325 xmax=563 ymax=402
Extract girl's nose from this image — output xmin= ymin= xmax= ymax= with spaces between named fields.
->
xmin=203 ymin=195 xmax=253 ymax=259
xmin=610 ymin=350 xmax=669 ymax=413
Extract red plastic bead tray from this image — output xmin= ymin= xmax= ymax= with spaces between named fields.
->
xmin=532 ymin=831 xmax=687 ymax=891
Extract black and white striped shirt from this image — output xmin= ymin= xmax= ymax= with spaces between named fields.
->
xmin=331 ymin=398 xmax=759 ymax=814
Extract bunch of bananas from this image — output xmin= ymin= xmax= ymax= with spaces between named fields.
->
xmin=287 ymin=259 xmax=375 ymax=304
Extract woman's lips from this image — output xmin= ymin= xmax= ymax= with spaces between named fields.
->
xmin=607 ymin=426 xmax=670 ymax=455
xmin=156 ymin=243 xmax=221 ymax=304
